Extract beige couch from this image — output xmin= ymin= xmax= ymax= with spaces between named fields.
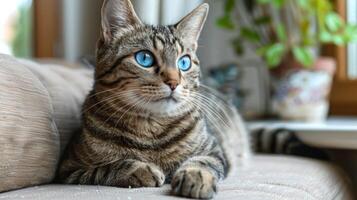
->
xmin=0 ymin=54 xmax=354 ymax=199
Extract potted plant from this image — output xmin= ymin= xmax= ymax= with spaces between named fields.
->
xmin=217 ymin=0 xmax=357 ymax=121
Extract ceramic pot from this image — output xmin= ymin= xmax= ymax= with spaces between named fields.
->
xmin=271 ymin=57 xmax=336 ymax=122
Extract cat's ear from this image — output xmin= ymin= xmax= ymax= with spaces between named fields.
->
xmin=101 ymin=0 xmax=142 ymax=42
xmin=175 ymin=3 xmax=209 ymax=50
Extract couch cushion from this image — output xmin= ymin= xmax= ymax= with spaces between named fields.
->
xmin=0 ymin=155 xmax=353 ymax=199
xmin=0 ymin=55 xmax=93 ymax=193
xmin=0 ymin=54 xmax=59 ymax=192
xmin=20 ymin=59 xmax=93 ymax=154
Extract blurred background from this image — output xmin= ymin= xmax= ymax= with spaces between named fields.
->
xmin=1 ymin=0 xmax=357 ymax=120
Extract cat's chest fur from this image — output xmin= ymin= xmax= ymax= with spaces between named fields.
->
xmin=82 ymin=100 xmax=209 ymax=172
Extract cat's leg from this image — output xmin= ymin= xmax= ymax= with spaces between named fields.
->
xmin=61 ymin=159 xmax=165 ymax=188
xmin=171 ymin=154 xmax=227 ymax=199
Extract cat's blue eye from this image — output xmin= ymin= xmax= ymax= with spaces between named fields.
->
xmin=135 ymin=51 xmax=154 ymax=68
xmin=177 ymin=55 xmax=191 ymax=71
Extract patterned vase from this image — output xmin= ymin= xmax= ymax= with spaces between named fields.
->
xmin=272 ymin=57 xmax=336 ymax=122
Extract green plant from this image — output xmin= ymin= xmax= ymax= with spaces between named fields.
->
xmin=11 ymin=0 xmax=33 ymax=58
xmin=217 ymin=0 xmax=357 ymax=68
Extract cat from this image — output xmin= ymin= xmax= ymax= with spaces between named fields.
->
xmin=58 ymin=0 xmax=250 ymax=199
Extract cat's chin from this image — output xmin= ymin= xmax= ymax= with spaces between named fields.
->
xmin=144 ymin=98 xmax=187 ymax=115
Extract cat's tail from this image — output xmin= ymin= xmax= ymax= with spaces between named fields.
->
xmin=250 ymin=127 xmax=329 ymax=160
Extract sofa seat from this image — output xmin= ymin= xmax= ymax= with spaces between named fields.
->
xmin=1 ymin=155 xmax=353 ymax=200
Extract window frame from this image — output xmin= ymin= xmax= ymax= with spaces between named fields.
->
xmin=33 ymin=0 xmax=60 ymax=58
xmin=324 ymin=0 xmax=357 ymax=115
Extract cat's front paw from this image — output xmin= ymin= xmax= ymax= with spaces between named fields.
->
xmin=121 ymin=163 xmax=165 ymax=188
xmin=171 ymin=167 xmax=217 ymax=199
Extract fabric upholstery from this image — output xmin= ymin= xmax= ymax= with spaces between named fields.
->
xmin=0 ymin=54 xmax=93 ymax=192
xmin=20 ymin=59 xmax=93 ymax=154
xmin=0 ymin=155 xmax=354 ymax=199
xmin=0 ymin=54 xmax=59 ymax=192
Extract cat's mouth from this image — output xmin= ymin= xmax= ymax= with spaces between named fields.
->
xmin=162 ymin=95 xmax=178 ymax=103
xmin=153 ymin=93 xmax=178 ymax=103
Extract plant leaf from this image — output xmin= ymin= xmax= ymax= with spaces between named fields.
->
xmin=225 ymin=0 xmax=236 ymax=13
xmin=325 ymin=12 xmax=344 ymax=32
xmin=240 ymin=27 xmax=260 ymax=42
xmin=297 ymin=0 xmax=309 ymax=9
xmin=344 ymin=25 xmax=357 ymax=42
xmin=216 ymin=15 xmax=235 ymax=30
xmin=257 ymin=0 xmax=270 ymax=4
xmin=272 ymin=0 xmax=285 ymax=7
xmin=276 ymin=24 xmax=287 ymax=41
xmin=319 ymin=31 xmax=333 ymax=42
xmin=302 ymin=37 xmax=315 ymax=46
xmin=332 ymin=35 xmax=345 ymax=45
xmin=264 ymin=43 xmax=285 ymax=67
xmin=254 ymin=16 xmax=271 ymax=25
xmin=257 ymin=0 xmax=285 ymax=7
xmin=256 ymin=46 xmax=270 ymax=55
xmin=292 ymin=47 xmax=314 ymax=67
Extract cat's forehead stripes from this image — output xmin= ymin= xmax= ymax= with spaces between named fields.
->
xmin=151 ymin=26 xmax=184 ymax=53
xmin=140 ymin=26 xmax=185 ymax=69
xmin=153 ymin=36 xmax=165 ymax=50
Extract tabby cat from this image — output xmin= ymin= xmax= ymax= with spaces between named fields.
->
xmin=58 ymin=0 xmax=250 ymax=198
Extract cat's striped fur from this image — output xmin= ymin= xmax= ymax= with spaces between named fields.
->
xmin=58 ymin=0 xmax=250 ymax=199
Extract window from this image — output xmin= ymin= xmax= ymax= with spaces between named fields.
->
xmin=0 ymin=0 xmax=33 ymax=57
xmin=327 ymin=0 xmax=357 ymax=115
xmin=347 ymin=0 xmax=357 ymax=79
xmin=0 ymin=0 xmax=61 ymax=58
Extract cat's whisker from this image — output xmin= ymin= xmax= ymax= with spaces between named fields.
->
xmin=118 ymin=94 xmax=146 ymax=120
xmin=189 ymin=100 xmax=233 ymax=137
xmin=190 ymin=93 xmax=231 ymax=128
xmin=114 ymin=96 xmax=147 ymax=129
xmin=200 ymin=85 xmax=234 ymax=106
xmin=92 ymin=96 xmax=126 ymax=115
xmin=88 ymin=87 xmax=141 ymax=100
xmin=196 ymin=86 xmax=239 ymax=124
xmin=136 ymin=95 xmax=154 ymax=116
xmin=183 ymin=97 xmax=225 ymax=135
xmin=93 ymin=91 xmax=141 ymax=114
xmin=199 ymin=101 xmax=235 ymax=131
xmin=86 ymin=87 xmax=120 ymax=99
xmin=83 ymin=95 xmax=119 ymax=114
xmin=100 ymin=92 xmax=143 ymax=126
xmin=83 ymin=89 xmax=141 ymax=114
xmin=192 ymin=93 xmax=228 ymax=120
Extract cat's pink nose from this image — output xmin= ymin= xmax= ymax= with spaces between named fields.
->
xmin=165 ymin=80 xmax=178 ymax=91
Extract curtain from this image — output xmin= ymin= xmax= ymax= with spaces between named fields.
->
xmin=60 ymin=0 xmax=205 ymax=61
xmin=61 ymin=0 xmax=102 ymax=61
xmin=132 ymin=0 xmax=204 ymax=25
xmin=131 ymin=0 xmax=161 ymax=25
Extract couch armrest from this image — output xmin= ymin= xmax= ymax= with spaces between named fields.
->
xmin=0 ymin=54 xmax=59 ymax=192
xmin=20 ymin=59 xmax=94 ymax=154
